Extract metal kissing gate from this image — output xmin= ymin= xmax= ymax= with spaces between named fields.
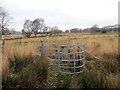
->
xmin=41 ymin=41 xmax=86 ymax=74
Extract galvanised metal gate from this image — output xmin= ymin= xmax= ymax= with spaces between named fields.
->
xmin=41 ymin=41 xmax=86 ymax=74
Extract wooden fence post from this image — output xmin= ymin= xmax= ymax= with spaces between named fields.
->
xmin=19 ymin=37 xmax=22 ymax=44
xmin=2 ymin=36 xmax=5 ymax=45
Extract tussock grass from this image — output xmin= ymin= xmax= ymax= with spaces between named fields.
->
xmin=106 ymin=73 xmax=119 ymax=88
xmin=2 ymin=43 xmax=48 ymax=88
xmin=77 ymin=59 xmax=119 ymax=88
xmin=2 ymin=33 xmax=119 ymax=88
xmin=2 ymin=56 xmax=9 ymax=78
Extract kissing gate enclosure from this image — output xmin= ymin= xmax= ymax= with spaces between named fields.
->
xmin=41 ymin=41 xmax=86 ymax=74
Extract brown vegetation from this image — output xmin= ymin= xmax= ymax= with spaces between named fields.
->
xmin=2 ymin=33 xmax=119 ymax=88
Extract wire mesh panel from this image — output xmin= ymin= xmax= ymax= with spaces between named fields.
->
xmin=42 ymin=41 xmax=86 ymax=74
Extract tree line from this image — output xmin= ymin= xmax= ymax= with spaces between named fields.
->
xmin=22 ymin=19 xmax=118 ymax=38
xmin=0 ymin=5 xmax=118 ymax=37
xmin=65 ymin=24 xmax=118 ymax=34
xmin=22 ymin=18 xmax=63 ymax=38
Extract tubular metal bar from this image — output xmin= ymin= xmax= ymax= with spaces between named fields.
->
xmin=60 ymin=58 xmax=85 ymax=61
xmin=47 ymin=48 xmax=84 ymax=51
xmin=60 ymin=63 xmax=85 ymax=69
xmin=57 ymin=51 xmax=85 ymax=54
xmin=68 ymin=45 xmax=71 ymax=65
xmin=49 ymin=64 xmax=68 ymax=66
xmin=58 ymin=45 xmax=83 ymax=47
xmin=44 ymin=42 xmax=84 ymax=45
xmin=58 ymin=47 xmax=61 ymax=73
xmin=74 ymin=53 xmax=76 ymax=73
xmin=59 ymin=70 xmax=83 ymax=74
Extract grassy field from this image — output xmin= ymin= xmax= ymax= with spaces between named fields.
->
xmin=2 ymin=33 xmax=119 ymax=88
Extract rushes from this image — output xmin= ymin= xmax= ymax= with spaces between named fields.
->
xmin=2 ymin=43 xmax=48 ymax=88
xmin=106 ymin=73 xmax=119 ymax=88
xmin=77 ymin=60 xmax=119 ymax=88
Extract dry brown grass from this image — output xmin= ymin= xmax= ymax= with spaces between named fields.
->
xmin=3 ymin=33 xmax=118 ymax=71
xmin=106 ymin=73 xmax=119 ymax=88
xmin=2 ymin=41 xmax=48 ymax=88
xmin=2 ymin=56 xmax=9 ymax=78
xmin=2 ymin=33 xmax=119 ymax=88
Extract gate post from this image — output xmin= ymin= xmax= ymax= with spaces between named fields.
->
xmin=41 ymin=41 xmax=46 ymax=58
xmin=2 ymin=36 xmax=5 ymax=45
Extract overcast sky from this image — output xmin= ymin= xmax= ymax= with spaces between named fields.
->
xmin=2 ymin=0 xmax=119 ymax=31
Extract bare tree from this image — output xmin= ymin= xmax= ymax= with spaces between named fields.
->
xmin=70 ymin=28 xmax=80 ymax=33
xmin=51 ymin=26 xmax=58 ymax=31
xmin=0 ymin=7 xmax=12 ymax=35
xmin=43 ymin=26 xmax=50 ymax=32
xmin=49 ymin=26 xmax=63 ymax=34
xmin=65 ymin=30 xmax=70 ymax=33
xmin=90 ymin=25 xmax=100 ymax=33
xmin=23 ymin=19 xmax=33 ymax=38
xmin=22 ymin=18 xmax=49 ymax=37
xmin=32 ymin=18 xmax=45 ymax=36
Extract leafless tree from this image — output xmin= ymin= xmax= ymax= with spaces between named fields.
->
xmin=32 ymin=18 xmax=45 ymax=36
xmin=90 ymin=25 xmax=100 ymax=33
xmin=43 ymin=26 xmax=50 ymax=32
xmin=22 ymin=19 xmax=33 ymax=38
xmin=49 ymin=26 xmax=63 ymax=35
xmin=51 ymin=26 xmax=58 ymax=31
xmin=23 ymin=18 xmax=46 ymax=37
xmin=0 ymin=7 xmax=12 ymax=35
